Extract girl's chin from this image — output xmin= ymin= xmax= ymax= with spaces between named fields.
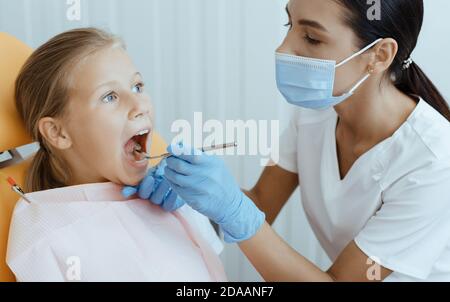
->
xmin=121 ymin=166 xmax=149 ymax=186
xmin=116 ymin=152 xmax=150 ymax=186
xmin=117 ymin=176 xmax=142 ymax=189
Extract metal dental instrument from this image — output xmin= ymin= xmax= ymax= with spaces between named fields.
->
xmin=135 ymin=142 xmax=238 ymax=160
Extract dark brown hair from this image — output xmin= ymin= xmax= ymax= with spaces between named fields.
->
xmin=336 ymin=0 xmax=450 ymax=121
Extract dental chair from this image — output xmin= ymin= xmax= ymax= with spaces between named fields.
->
xmin=0 ymin=32 xmax=168 ymax=282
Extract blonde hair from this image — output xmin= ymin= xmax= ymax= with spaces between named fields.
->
xmin=15 ymin=28 xmax=125 ymax=192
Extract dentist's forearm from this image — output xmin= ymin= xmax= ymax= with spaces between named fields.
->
xmin=238 ymin=222 xmax=334 ymax=282
xmin=243 ymin=165 xmax=299 ymax=225
xmin=243 ymin=189 xmax=273 ymax=220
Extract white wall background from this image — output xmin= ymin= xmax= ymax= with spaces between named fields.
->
xmin=1 ymin=0 xmax=449 ymax=281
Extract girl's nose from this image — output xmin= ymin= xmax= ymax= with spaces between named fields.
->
xmin=128 ymin=96 xmax=152 ymax=120
xmin=132 ymin=110 xmax=148 ymax=120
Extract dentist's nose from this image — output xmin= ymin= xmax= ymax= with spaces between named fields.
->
xmin=276 ymin=34 xmax=296 ymax=55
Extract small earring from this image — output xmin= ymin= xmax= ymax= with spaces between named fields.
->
xmin=368 ymin=67 xmax=375 ymax=74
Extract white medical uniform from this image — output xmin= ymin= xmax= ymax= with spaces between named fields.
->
xmin=276 ymin=98 xmax=450 ymax=281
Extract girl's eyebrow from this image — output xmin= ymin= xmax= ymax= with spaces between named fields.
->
xmin=285 ymin=4 xmax=329 ymax=33
xmin=93 ymin=72 xmax=142 ymax=93
xmin=93 ymin=80 xmax=119 ymax=97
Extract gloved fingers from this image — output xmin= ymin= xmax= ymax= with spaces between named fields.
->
xmin=165 ymin=178 xmax=187 ymax=198
xmin=150 ymin=179 xmax=172 ymax=205
xmin=153 ymin=160 xmax=167 ymax=177
xmin=167 ymin=143 xmax=203 ymax=165
xmin=121 ymin=186 xmax=138 ymax=198
xmin=166 ymin=156 xmax=194 ymax=176
xmin=137 ymin=173 xmax=156 ymax=200
xmin=164 ymin=165 xmax=198 ymax=188
xmin=161 ymin=191 xmax=184 ymax=212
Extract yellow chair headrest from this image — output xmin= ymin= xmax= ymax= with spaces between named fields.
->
xmin=0 ymin=32 xmax=34 ymax=282
xmin=0 ymin=32 xmax=33 ymax=152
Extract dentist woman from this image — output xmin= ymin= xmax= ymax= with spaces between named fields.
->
xmin=124 ymin=0 xmax=450 ymax=281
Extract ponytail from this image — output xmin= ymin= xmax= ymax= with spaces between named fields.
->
xmin=336 ymin=0 xmax=450 ymax=122
xmin=25 ymin=145 xmax=70 ymax=193
xmin=396 ymin=62 xmax=450 ymax=122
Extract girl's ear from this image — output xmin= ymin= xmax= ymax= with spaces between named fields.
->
xmin=38 ymin=117 xmax=73 ymax=150
xmin=371 ymin=38 xmax=398 ymax=74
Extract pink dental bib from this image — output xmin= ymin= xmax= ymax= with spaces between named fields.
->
xmin=6 ymin=182 xmax=227 ymax=282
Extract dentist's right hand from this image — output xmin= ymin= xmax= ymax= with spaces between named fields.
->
xmin=164 ymin=143 xmax=266 ymax=243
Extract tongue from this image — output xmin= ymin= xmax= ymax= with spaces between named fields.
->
xmin=124 ymin=138 xmax=147 ymax=162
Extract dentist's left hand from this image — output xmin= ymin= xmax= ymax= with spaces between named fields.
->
xmin=121 ymin=160 xmax=186 ymax=212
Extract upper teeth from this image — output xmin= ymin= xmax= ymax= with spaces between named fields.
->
xmin=136 ymin=130 xmax=149 ymax=136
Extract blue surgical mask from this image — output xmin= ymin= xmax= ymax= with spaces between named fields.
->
xmin=276 ymin=39 xmax=383 ymax=110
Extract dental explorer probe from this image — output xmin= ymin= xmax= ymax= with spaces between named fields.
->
xmin=135 ymin=142 xmax=238 ymax=160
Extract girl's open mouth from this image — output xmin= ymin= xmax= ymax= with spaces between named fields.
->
xmin=123 ymin=129 xmax=151 ymax=166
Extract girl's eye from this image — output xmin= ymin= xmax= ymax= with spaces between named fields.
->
xmin=304 ymin=34 xmax=321 ymax=45
xmin=132 ymin=83 xmax=145 ymax=94
xmin=102 ymin=92 xmax=118 ymax=104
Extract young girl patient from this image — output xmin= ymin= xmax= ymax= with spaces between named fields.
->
xmin=6 ymin=28 xmax=226 ymax=282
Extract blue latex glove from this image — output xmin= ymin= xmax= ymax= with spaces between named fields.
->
xmin=163 ymin=143 xmax=265 ymax=243
xmin=121 ymin=160 xmax=185 ymax=212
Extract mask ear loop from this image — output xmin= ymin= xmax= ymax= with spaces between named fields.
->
xmin=348 ymin=73 xmax=371 ymax=94
xmin=346 ymin=65 xmax=376 ymax=94
xmin=335 ymin=38 xmax=383 ymax=68
xmin=336 ymin=39 xmax=383 ymax=94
